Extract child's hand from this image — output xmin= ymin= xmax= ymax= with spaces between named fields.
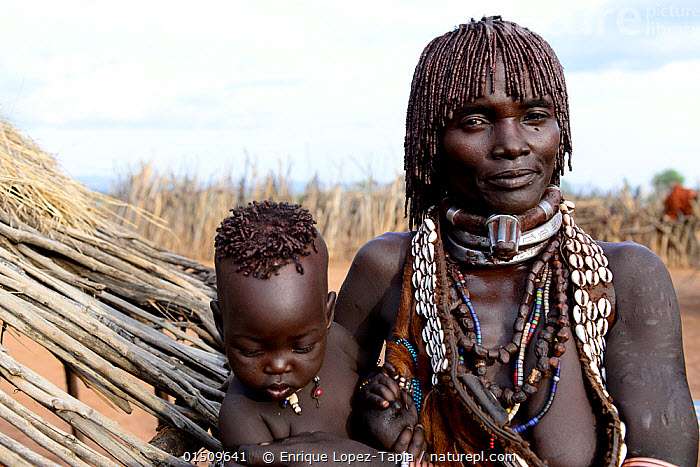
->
xmin=359 ymin=362 xmax=423 ymax=452
xmin=359 ymin=362 xmax=402 ymax=409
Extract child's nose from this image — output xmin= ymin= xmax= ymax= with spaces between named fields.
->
xmin=264 ymin=355 xmax=292 ymax=374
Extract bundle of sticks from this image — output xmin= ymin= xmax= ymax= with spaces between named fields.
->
xmin=0 ymin=118 xmax=227 ymax=465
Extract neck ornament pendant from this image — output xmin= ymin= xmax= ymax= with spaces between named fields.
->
xmin=408 ymin=199 xmax=628 ymax=464
xmin=441 ymin=185 xmax=561 ymax=261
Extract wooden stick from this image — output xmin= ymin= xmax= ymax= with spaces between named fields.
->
xmin=0 ymin=389 xmax=96 ymax=467
xmin=0 ymin=388 xmax=118 ymax=467
xmin=0 ymin=291 xmax=218 ymax=441
xmin=0 ymin=350 xmax=211 ymax=464
xmin=0 ymin=430 xmax=63 ymax=467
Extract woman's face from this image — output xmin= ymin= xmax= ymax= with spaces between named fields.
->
xmin=441 ymin=59 xmax=560 ymax=216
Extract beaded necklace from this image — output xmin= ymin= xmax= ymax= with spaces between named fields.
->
xmin=394 ymin=201 xmax=627 ymax=466
xmin=445 ymin=232 xmax=569 ymax=424
xmin=280 ymin=376 xmax=321 ymax=414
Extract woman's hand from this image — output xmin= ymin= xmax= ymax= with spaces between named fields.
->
xmin=357 ymin=363 xmax=427 ymax=457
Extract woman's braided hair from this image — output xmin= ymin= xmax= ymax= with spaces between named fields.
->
xmin=405 ymin=16 xmax=572 ymax=228
xmin=215 ymin=200 xmax=317 ymax=279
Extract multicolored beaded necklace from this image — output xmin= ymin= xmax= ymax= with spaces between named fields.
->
xmin=445 ymin=230 xmax=570 ymax=431
xmin=405 ymin=199 xmax=628 ymax=465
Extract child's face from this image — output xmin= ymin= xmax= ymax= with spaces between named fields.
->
xmin=212 ymin=250 xmax=335 ymax=402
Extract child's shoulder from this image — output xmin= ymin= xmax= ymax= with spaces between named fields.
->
xmin=219 ymin=383 xmax=274 ymax=450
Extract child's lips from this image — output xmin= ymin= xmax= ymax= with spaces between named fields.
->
xmin=265 ymin=385 xmax=293 ymax=400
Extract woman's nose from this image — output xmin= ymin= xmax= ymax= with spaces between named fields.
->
xmin=492 ymin=119 xmax=530 ymax=160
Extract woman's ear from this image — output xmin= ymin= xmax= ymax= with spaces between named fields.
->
xmin=211 ymin=300 xmax=225 ymax=342
xmin=325 ymin=291 xmax=337 ymax=330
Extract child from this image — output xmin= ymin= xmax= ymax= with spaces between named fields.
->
xmin=212 ymin=201 xmax=430 ymax=466
xmin=211 ymin=200 xmax=363 ymax=453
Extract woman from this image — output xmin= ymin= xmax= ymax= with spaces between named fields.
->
xmin=336 ymin=17 xmax=698 ymax=466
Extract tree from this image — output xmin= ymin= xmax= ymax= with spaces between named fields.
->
xmin=652 ymin=168 xmax=684 ymax=192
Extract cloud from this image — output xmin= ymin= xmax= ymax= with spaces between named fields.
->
xmin=546 ymin=0 xmax=700 ymax=71
xmin=1 ymin=0 xmax=698 ymax=188
xmin=566 ymin=59 xmax=700 ymax=189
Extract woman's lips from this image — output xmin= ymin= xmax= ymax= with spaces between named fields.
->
xmin=486 ymin=170 xmax=537 ymax=189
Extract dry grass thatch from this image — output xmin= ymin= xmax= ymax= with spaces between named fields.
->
xmin=110 ymin=164 xmax=410 ymax=264
xmin=0 ymin=117 xmax=225 ymax=465
xmin=571 ymin=188 xmax=700 ymax=268
xmin=109 ymin=165 xmax=700 ymax=269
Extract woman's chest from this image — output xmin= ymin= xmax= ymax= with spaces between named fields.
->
xmin=453 ymin=269 xmax=604 ymax=464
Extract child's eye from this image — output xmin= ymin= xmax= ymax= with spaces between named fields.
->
xmin=237 ymin=348 xmax=263 ymax=357
xmin=293 ymin=345 xmax=315 ymax=354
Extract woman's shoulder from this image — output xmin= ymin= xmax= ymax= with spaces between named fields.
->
xmin=596 ymin=240 xmax=676 ymax=318
xmin=597 ymin=240 xmax=670 ymax=279
xmin=351 ymin=231 xmax=415 ymax=277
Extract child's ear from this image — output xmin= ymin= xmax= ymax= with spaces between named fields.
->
xmin=211 ymin=300 xmax=225 ymax=342
xmin=325 ymin=291 xmax=337 ymax=329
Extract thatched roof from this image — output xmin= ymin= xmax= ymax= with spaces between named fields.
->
xmin=0 ymin=117 xmax=226 ymax=466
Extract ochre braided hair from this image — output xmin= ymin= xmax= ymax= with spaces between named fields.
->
xmin=405 ymin=16 xmax=572 ymax=228
xmin=215 ymin=200 xmax=317 ymax=279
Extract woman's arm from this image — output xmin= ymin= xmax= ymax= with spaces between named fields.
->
xmin=334 ymin=232 xmax=413 ymax=374
xmin=603 ymin=241 xmax=698 ymax=464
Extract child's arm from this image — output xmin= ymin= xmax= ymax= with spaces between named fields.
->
xmin=219 ymin=394 xmax=274 ymax=453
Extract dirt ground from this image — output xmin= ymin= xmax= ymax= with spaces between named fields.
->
xmin=1 ymin=263 xmax=699 ymax=465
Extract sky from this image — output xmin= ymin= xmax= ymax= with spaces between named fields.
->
xmin=0 ymin=0 xmax=699 ymax=192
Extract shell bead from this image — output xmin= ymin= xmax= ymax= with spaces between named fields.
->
xmin=428 ymin=230 xmax=438 ymax=243
xmin=619 ymin=443 xmax=628 ymax=464
xmin=585 ymin=256 xmax=598 ymax=269
xmin=586 ymin=301 xmax=598 ymax=321
xmin=598 ymin=318 xmax=609 ymax=336
xmin=575 ymin=289 xmax=589 ymax=306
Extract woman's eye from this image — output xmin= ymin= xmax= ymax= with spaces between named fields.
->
xmin=461 ymin=117 xmax=487 ymax=128
xmin=524 ymin=111 xmax=548 ymax=122
xmin=293 ymin=345 xmax=315 ymax=354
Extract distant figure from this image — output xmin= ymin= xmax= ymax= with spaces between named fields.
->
xmin=664 ymin=184 xmax=696 ymax=220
